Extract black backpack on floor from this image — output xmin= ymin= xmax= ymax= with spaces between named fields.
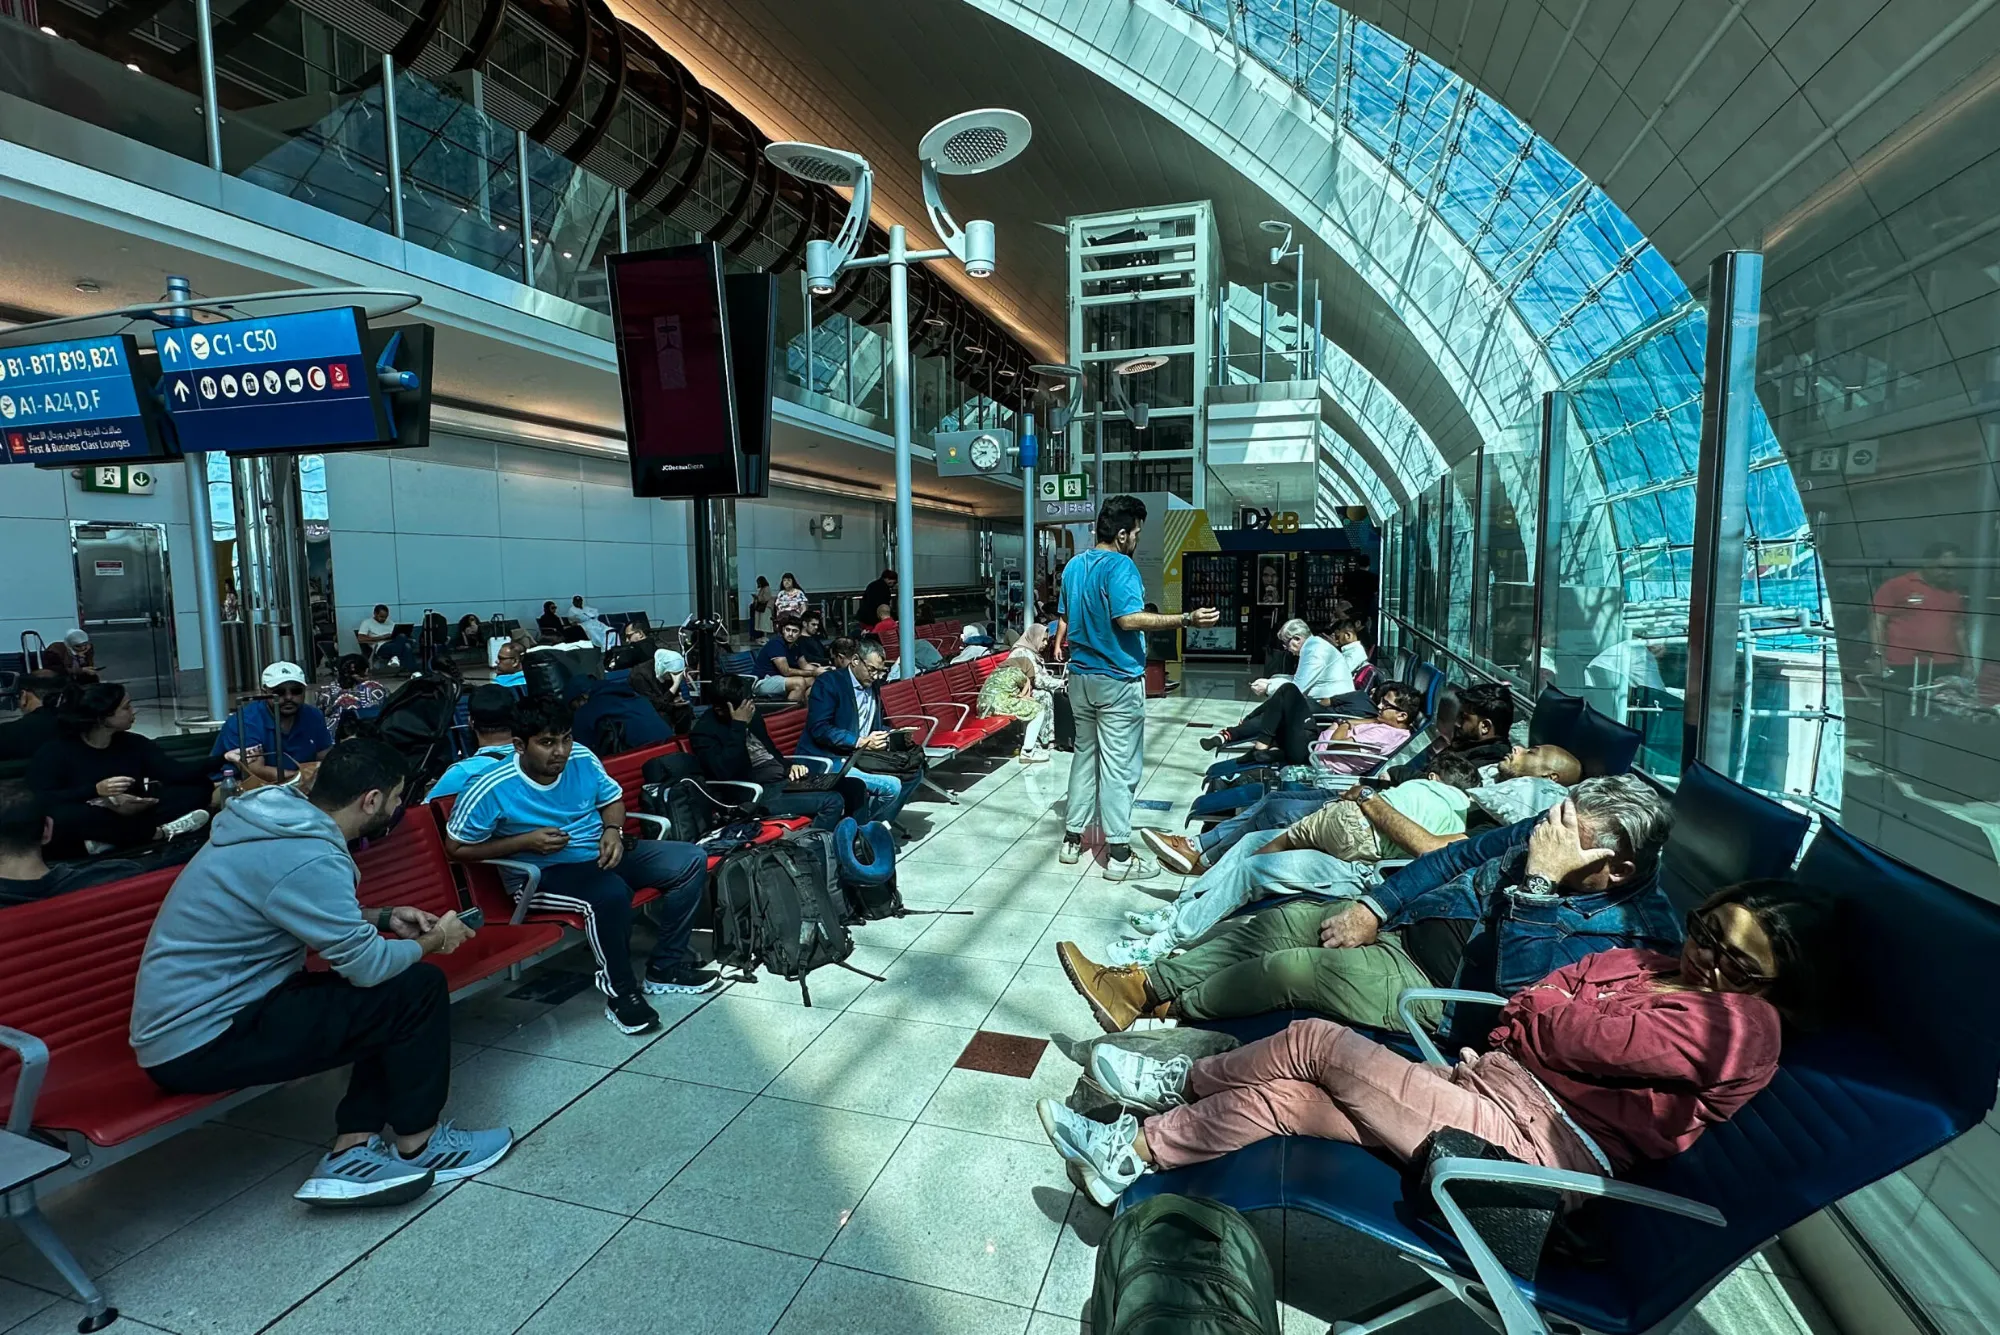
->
xmin=1089 ymin=1193 xmax=1279 ymax=1335
xmin=710 ymin=830 xmax=880 ymax=1004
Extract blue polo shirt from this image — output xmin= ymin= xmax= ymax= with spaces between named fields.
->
xmin=1060 ymin=547 xmax=1148 ymax=680
xmin=211 ymin=703 xmax=335 ymax=775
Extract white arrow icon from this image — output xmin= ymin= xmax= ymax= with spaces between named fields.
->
xmin=160 ymin=336 xmax=182 ymax=364
xmin=172 ymin=379 xmax=190 ymax=403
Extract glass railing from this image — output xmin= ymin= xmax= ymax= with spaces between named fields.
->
xmin=0 ymin=17 xmax=210 ymax=166
xmin=393 ymin=70 xmax=526 ymax=281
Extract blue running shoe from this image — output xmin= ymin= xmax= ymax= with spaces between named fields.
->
xmin=293 ymin=1142 xmax=433 ymax=1208
xmin=398 ymin=1122 xmax=515 ymax=1183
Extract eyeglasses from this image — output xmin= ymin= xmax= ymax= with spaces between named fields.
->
xmin=1683 ymin=909 xmax=1776 ymax=986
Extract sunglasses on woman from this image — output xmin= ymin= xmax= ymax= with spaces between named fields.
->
xmin=1684 ymin=909 xmax=1776 ymax=986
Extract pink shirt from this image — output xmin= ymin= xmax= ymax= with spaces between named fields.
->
xmin=1316 ymin=720 xmax=1409 ymax=774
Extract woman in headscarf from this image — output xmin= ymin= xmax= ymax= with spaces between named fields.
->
xmin=975 ymin=623 xmax=1062 ymax=762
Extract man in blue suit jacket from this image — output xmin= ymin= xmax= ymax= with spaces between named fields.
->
xmin=796 ymin=641 xmax=919 ymax=823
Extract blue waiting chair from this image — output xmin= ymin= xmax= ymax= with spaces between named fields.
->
xmin=1130 ymin=809 xmax=2000 ymax=1335
xmin=1568 ymin=703 xmax=1642 ymax=777
xmin=1526 ymin=686 xmax=1585 ymax=751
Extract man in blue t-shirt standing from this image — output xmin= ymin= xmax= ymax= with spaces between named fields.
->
xmin=443 ymin=695 xmax=717 ymax=1035
xmin=1058 ymin=495 xmax=1219 ymax=880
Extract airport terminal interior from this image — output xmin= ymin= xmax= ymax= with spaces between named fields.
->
xmin=1 ymin=0 xmax=1998 ymax=1333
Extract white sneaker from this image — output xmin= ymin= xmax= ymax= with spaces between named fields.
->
xmin=157 ymin=809 xmax=210 ymax=841
xmin=1088 ymin=1045 xmax=1192 ymax=1114
xmin=1104 ymin=849 xmax=1160 ymax=881
xmin=1124 ymin=904 xmax=1175 ymax=935
xmin=1059 ymin=835 xmax=1084 ymax=865
xmin=1036 ymin=1100 xmax=1148 ymax=1207
xmin=1102 ymin=933 xmax=1174 ymax=967
xmin=1018 ymin=749 xmax=1051 ymax=764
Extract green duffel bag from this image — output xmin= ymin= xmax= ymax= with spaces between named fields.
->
xmin=1089 ymin=1193 xmax=1280 ymax=1335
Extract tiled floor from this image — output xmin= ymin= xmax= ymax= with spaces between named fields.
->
xmin=0 ymin=681 xmax=1838 ymax=1335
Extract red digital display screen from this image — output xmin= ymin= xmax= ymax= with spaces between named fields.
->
xmin=606 ymin=244 xmax=742 ymax=497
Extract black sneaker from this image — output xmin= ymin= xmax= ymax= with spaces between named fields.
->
xmin=604 ymin=989 xmax=661 ymax=1034
xmin=643 ymin=966 xmax=722 ymax=996
xmin=1198 ymin=733 xmax=1227 ymax=752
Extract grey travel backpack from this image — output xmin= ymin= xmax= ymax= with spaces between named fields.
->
xmin=1089 ymin=1193 xmax=1280 ymax=1335
xmin=710 ymin=830 xmax=880 ymax=1005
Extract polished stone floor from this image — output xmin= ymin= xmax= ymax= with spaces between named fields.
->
xmin=0 ymin=682 xmax=1836 ymax=1335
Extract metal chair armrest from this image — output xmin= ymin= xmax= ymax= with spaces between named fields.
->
xmin=1396 ymin=988 xmax=1508 ymax=1066
xmin=1430 ymin=1158 xmax=1727 ymax=1228
xmin=486 ymin=859 xmax=543 ymax=925
xmin=885 ymin=713 xmax=940 ymax=747
xmin=0 ymin=1026 xmax=49 ymax=1137
xmin=921 ymin=701 xmax=972 ymax=729
xmin=627 ymin=812 xmax=671 ymax=839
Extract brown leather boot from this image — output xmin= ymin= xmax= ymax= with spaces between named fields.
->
xmin=1055 ymin=942 xmax=1152 ymax=1032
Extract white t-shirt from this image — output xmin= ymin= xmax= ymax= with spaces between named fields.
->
xmin=1337 ymin=640 xmax=1369 ymax=676
xmin=357 ymin=616 xmax=393 ymax=640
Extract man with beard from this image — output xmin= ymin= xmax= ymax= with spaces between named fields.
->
xmin=133 ymin=740 xmax=513 ymax=1207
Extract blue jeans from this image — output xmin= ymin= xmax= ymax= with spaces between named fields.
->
xmin=523 ymin=839 xmax=706 ymax=996
xmin=1198 ymin=789 xmax=1336 ymax=858
xmin=370 ymin=634 xmax=419 ymax=670
xmin=1160 ymin=828 xmax=1377 ymax=945
xmin=1066 ymin=672 xmax=1147 ymax=846
xmin=853 ymin=768 xmax=919 ymax=823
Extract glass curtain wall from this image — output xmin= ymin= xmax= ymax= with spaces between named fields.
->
xmin=1750 ymin=63 xmax=2000 ymax=1331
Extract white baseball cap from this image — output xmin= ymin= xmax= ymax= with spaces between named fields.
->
xmin=261 ymin=661 xmax=307 ymax=689
xmin=654 ymin=649 xmax=687 ymax=677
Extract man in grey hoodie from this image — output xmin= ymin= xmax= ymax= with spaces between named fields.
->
xmin=132 ymin=739 xmax=513 ymax=1207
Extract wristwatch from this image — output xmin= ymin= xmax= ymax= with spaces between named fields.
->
xmin=1520 ymin=873 xmax=1558 ymax=900
xmin=1179 ymin=610 xmax=1193 ymax=626
xmin=376 ymin=906 xmax=394 ymax=933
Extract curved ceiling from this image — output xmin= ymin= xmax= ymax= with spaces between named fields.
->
xmin=615 ymin=0 xmax=1994 ymax=513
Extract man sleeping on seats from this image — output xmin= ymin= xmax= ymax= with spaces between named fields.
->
xmin=1102 ymin=753 xmax=1486 ymax=966
xmin=1057 ymin=776 xmax=1678 ymax=1042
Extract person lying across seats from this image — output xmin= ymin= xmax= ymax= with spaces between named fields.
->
xmin=1103 ymin=753 xmax=1485 ymax=966
xmin=1195 ymin=620 xmax=1358 ymax=768
xmin=0 ymin=779 xmax=145 ymax=906
xmin=1146 ymin=743 xmax=1582 ymax=877
xmin=1197 ymin=680 xmax=1421 ymax=802
xmin=30 ymin=681 xmax=217 ymax=857
xmin=444 ymin=694 xmax=718 ymax=1037
xmin=1384 ymin=681 xmax=1516 ymax=783
xmin=132 ymin=739 xmax=513 ymax=1208
xmin=1039 ymin=879 xmax=1834 ymax=1207
xmin=692 ymin=673 xmax=871 ymax=831
xmin=975 ymin=623 xmax=1062 ymax=763
xmin=1057 ymin=776 xmax=1677 ymax=1038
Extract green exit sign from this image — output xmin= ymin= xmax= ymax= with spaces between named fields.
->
xmin=80 ymin=464 xmax=157 ymax=495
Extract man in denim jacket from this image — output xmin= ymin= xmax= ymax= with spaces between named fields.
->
xmin=1057 ymin=776 xmax=1679 ymax=1041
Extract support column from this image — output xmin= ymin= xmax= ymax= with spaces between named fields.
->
xmin=164 ymin=276 xmax=229 ymax=721
xmin=194 ymin=0 xmax=222 ymax=171
xmin=1529 ymin=389 xmax=1569 ymax=691
xmin=382 ymin=54 xmax=406 ymax=239
xmin=887 ymin=225 xmax=917 ymax=674
xmin=1682 ymin=251 xmax=1763 ymax=772
xmin=1021 ymin=410 xmax=1036 ymax=636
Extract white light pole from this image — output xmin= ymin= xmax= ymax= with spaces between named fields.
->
xmin=767 ymin=110 xmax=1030 ymax=676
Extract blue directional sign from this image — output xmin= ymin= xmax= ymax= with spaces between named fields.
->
xmin=158 ymin=307 xmax=386 ymax=454
xmin=0 ymin=334 xmax=165 ymax=465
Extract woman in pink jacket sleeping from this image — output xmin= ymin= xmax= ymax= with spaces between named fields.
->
xmin=1038 ymin=879 xmax=1835 ymax=1206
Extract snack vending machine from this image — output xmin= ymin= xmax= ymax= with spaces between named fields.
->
xmin=1182 ymin=552 xmax=1247 ymax=659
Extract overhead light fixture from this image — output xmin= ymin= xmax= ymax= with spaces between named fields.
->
xmin=917 ymin=109 xmax=1029 ymax=280
xmin=73 ymin=279 xmax=101 ymax=294
xmin=39 ymin=25 xmax=57 ymax=36
xmin=921 ymin=315 xmax=946 ymax=328
xmin=962 ymin=343 xmax=986 ymax=356
xmin=1113 ymin=354 xmax=1169 ymax=375
xmin=996 ymin=367 xmax=1016 ymax=378
xmin=125 ymin=62 xmax=141 ymax=72
xmin=766 ymin=141 xmax=872 ymax=295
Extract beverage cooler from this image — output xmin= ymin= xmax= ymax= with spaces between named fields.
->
xmin=1181 ymin=530 xmax=1377 ymax=662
